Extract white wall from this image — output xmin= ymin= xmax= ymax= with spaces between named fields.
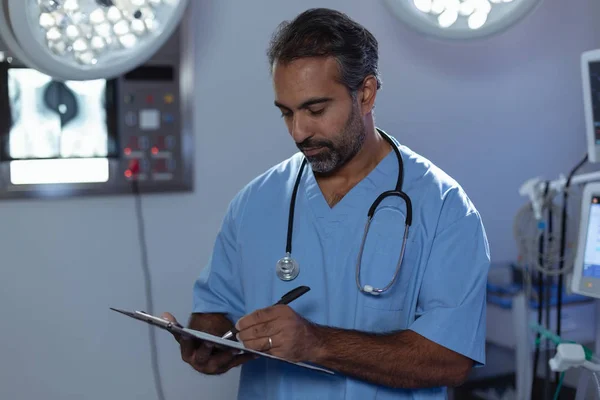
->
xmin=1 ymin=1 xmax=600 ymax=399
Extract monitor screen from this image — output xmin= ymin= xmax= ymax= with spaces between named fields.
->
xmin=588 ymin=61 xmax=600 ymax=146
xmin=582 ymin=196 xmax=600 ymax=281
xmin=0 ymin=65 xmax=118 ymax=161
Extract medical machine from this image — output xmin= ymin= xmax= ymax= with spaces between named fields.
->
xmin=0 ymin=24 xmax=194 ymax=199
xmin=582 ymin=49 xmax=600 ymax=163
xmin=508 ymin=48 xmax=600 ymax=399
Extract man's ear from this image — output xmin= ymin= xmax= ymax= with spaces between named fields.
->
xmin=358 ymin=75 xmax=378 ymax=115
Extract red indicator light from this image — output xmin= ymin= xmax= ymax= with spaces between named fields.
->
xmin=124 ymin=170 xmax=132 ymax=178
xmin=151 ymin=147 xmax=159 ymax=155
xmin=124 ymin=148 xmax=132 ymax=155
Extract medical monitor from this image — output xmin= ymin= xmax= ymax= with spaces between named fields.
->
xmin=582 ymin=49 xmax=600 ymax=163
xmin=571 ymin=182 xmax=600 ymax=299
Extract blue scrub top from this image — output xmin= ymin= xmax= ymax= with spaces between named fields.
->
xmin=192 ymin=131 xmax=491 ymax=400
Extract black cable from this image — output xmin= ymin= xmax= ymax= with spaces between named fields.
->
xmin=555 ymin=154 xmax=588 ymax=385
xmin=532 ymin=181 xmax=549 ymax=400
xmin=132 ymin=179 xmax=166 ymax=400
xmin=544 ymin=201 xmax=553 ymax=400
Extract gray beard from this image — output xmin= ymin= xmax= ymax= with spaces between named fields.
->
xmin=308 ymin=105 xmax=366 ymax=174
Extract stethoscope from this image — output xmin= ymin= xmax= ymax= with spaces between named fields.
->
xmin=275 ymin=130 xmax=413 ymax=296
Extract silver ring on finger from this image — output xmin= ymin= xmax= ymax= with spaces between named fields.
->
xmin=268 ymin=336 xmax=273 ymax=350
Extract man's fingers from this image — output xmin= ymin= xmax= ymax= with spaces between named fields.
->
xmin=180 ymin=338 xmax=205 ymax=363
xmin=180 ymin=340 xmax=196 ymax=362
xmin=241 ymin=337 xmax=274 ymax=353
xmin=204 ymin=350 xmax=235 ymax=372
xmin=236 ymin=307 xmax=279 ymax=331
xmin=237 ymin=321 xmax=281 ymax=343
xmin=187 ymin=349 xmax=256 ymax=375
xmin=193 ymin=343 xmax=214 ymax=365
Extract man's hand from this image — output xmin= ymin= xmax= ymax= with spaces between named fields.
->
xmin=161 ymin=312 xmax=256 ymax=375
xmin=235 ymin=305 xmax=322 ymax=363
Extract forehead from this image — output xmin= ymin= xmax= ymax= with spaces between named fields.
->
xmin=272 ymin=57 xmax=346 ymax=105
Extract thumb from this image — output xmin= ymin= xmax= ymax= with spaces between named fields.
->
xmin=160 ymin=312 xmax=184 ymax=343
xmin=161 ymin=312 xmax=178 ymax=324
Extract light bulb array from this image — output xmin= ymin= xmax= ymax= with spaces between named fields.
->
xmin=413 ymin=0 xmax=515 ymax=30
xmin=33 ymin=0 xmax=177 ymax=65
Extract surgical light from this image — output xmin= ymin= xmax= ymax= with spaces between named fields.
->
xmin=0 ymin=0 xmax=189 ymax=80
xmin=383 ymin=0 xmax=541 ymax=40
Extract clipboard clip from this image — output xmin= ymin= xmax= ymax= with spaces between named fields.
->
xmin=110 ymin=308 xmax=186 ymax=335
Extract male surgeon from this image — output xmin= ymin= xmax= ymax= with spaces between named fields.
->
xmin=163 ymin=7 xmax=491 ymax=400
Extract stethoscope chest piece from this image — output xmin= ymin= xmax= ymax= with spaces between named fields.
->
xmin=276 ymin=252 xmax=299 ymax=281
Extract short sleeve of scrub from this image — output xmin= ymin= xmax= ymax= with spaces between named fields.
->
xmin=192 ymin=197 xmax=247 ymax=324
xmin=408 ymin=198 xmax=490 ymax=366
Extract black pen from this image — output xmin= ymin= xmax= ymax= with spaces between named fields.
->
xmin=221 ymin=285 xmax=310 ymax=340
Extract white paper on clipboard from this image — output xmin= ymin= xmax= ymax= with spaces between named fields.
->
xmin=110 ymin=307 xmax=335 ymax=375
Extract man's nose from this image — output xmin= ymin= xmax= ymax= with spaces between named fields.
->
xmin=291 ymin=115 xmax=312 ymax=144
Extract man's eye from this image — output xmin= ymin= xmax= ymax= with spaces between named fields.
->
xmin=280 ymin=112 xmax=292 ymax=118
xmin=309 ymin=109 xmax=325 ymax=116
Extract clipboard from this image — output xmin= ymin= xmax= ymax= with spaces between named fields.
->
xmin=110 ymin=307 xmax=335 ymax=375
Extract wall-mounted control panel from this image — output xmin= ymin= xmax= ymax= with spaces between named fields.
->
xmin=0 ymin=23 xmax=194 ymax=200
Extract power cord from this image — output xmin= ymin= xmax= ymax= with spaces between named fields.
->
xmin=531 ymin=181 xmax=550 ymax=400
xmin=130 ymin=165 xmax=166 ymax=400
xmin=545 ymin=197 xmax=554 ymax=400
xmin=556 ymin=153 xmax=588 ymax=385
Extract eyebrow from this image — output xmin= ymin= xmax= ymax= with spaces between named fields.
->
xmin=274 ymin=97 xmax=333 ymax=110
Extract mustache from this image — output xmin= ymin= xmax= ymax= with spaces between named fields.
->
xmin=296 ymin=139 xmax=333 ymax=151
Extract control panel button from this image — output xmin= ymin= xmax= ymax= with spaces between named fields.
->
xmin=124 ymin=94 xmax=135 ymax=104
xmin=149 ymin=135 xmax=175 ymax=156
xmin=125 ymin=111 xmax=137 ymax=127
xmin=138 ymin=136 xmax=149 ymax=150
xmin=166 ymin=135 xmax=175 ymax=150
xmin=124 ymin=137 xmax=137 ymax=156
xmin=139 ymin=109 xmax=160 ymax=130
xmin=141 ymin=159 xmax=150 ymax=172
xmin=123 ymin=136 xmax=151 ymax=157
xmin=163 ymin=113 xmax=174 ymax=124
xmin=152 ymin=159 xmax=167 ymax=173
xmin=164 ymin=94 xmax=174 ymax=104
xmin=128 ymin=136 xmax=140 ymax=150
xmin=152 ymin=158 xmax=175 ymax=181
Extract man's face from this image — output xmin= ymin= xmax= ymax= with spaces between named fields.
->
xmin=272 ymin=57 xmax=366 ymax=174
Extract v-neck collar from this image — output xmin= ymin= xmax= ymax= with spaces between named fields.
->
xmin=301 ymin=141 xmax=398 ymax=223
